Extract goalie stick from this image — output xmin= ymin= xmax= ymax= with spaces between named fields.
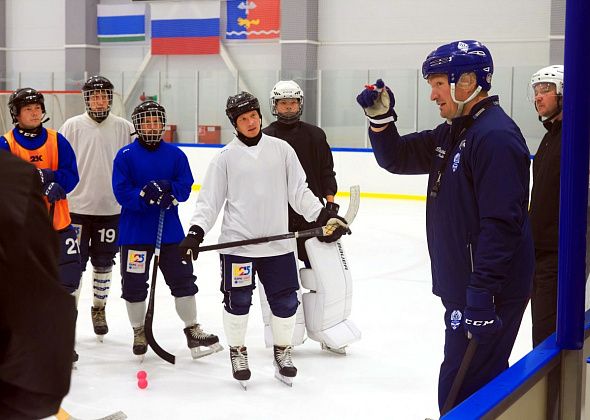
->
xmin=144 ymin=209 xmax=176 ymax=364
xmin=197 ymin=185 xmax=361 ymax=253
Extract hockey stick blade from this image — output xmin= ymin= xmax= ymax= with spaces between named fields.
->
xmin=56 ymin=407 xmax=127 ymax=420
xmin=343 ymin=185 xmax=360 ymax=225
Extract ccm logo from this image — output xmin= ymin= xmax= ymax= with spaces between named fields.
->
xmin=465 ymin=319 xmax=495 ymax=327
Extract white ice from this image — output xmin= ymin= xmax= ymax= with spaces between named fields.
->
xmin=58 ymin=195 xmax=533 ymax=420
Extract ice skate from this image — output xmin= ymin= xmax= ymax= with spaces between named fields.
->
xmin=273 ymin=345 xmax=297 ymax=387
xmin=321 ymin=342 xmax=347 ymax=355
xmin=230 ymin=346 xmax=251 ymax=390
xmin=183 ymin=324 xmax=223 ymax=359
xmin=91 ymin=305 xmax=108 ymax=341
xmin=133 ymin=326 xmax=147 ymax=361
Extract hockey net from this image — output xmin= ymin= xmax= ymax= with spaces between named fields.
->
xmin=0 ymin=90 xmax=126 ymax=135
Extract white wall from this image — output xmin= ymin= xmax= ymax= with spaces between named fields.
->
xmin=181 ymin=145 xmax=429 ymax=198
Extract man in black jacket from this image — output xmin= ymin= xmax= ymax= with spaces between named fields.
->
xmin=528 ymin=65 xmax=564 ymax=347
xmin=0 ymin=151 xmax=76 ymax=419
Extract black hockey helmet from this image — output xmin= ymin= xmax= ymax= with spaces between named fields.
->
xmin=8 ymin=88 xmax=46 ymax=124
xmin=131 ymin=100 xmax=166 ymax=149
xmin=225 ymin=91 xmax=261 ymax=127
xmin=82 ymin=75 xmax=114 ymax=121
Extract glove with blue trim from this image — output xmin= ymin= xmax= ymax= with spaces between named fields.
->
xmin=356 ymin=79 xmax=397 ymax=128
xmin=463 ymin=286 xmax=502 ymax=344
xmin=140 ymin=180 xmax=171 ymax=205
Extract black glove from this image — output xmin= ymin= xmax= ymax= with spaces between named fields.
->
xmin=157 ymin=192 xmax=178 ymax=210
xmin=316 ymin=205 xmax=350 ymax=243
xmin=463 ymin=287 xmax=502 ymax=344
xmin=37 ymin=168 xmax=55 ymax=187
xmin=178 ymin=225 xmax=205 ymax=263
xmin=44 ymin=182 xmax=66 ymax=203
xmin=140 ymin=180 xmax=171 ymax=205
xmin=356 ymin=79 xmax=397 ymax=128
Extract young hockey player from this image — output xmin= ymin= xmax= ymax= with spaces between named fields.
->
xmin=60 ymin=75 xmax=134 ymax=341
xmin=178 ymin=92 xmax=350 ymax=388
xmin=357 ymin=40 xmax=534 ymax=413
xmin=112 ymin=100 xmax=222 ymax=360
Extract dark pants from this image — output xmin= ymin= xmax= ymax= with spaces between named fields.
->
xmin=220 ymin=252 xmax=299 ymax=317
xmin=58 ymin=225 xmax=82 ymax=294
xmin=71 ymin=213 xmax=120 ymax=272
xmin=120 ymin=243 xmax=197 ymax=302
xmin=531 ymin=248 xmax=558 ymax=346
xmin=438 ymin=297 xmax=528 ymax=412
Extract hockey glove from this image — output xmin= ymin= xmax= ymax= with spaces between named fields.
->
xmin=140 ymin=180 xmax=171 ymax=205
xmin=463 ymin=286 xmax=502 ymax=344
xmin=178 ymin=225 xmax=205 ymax=263
xmin=37 ymin=168 xmax=55 ymax=187
xmin=44 ymin=182 xmax=66 ymax=203
xmin=356 ymin=79 xmax=397 ymax=128
xmin=157 ymin=192 xmax=178 ymax=210
xmin=316 ymin=205 xmax=350 ymax=243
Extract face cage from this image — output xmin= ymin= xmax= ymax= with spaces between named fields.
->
xmin=132 ymin=109 xmax=166 ymax=144
xmin=83 ymin=89 xmax=113 ymax=118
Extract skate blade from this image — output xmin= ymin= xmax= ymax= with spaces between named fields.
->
xmin=136 ymin=354 xmax=145 ymax=363
xmin=237 ymin=380 xmax=248 ymax=391
xmin=321 ymin=342 xmax=347 ymax=355
xmin=96 ymin=335 xmax=104 ymax=343
xmin=274 ymin=370 xmax=293 ymax=387
xmin=190 ymin=343 xmax=224 ymax=359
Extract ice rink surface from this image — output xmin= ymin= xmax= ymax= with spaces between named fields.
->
xmin=59 ymin=194 xmax=533 ymax=420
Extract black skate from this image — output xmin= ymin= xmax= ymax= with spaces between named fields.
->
xmin=273 ymin=345 xmax=297 ymax=386
xmin=133 ymin=326 xmax=147 ymax=361
xmin=183 ymin=324 xmax=223 ymax=359
xmin=91 ymin=306 xmax=108 ymax=341
xmin=230 ymin=346 xmax=251 ymax=390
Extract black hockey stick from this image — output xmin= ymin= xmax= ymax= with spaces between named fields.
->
xmin=197 ymin=185 xmax=361 ymax=253
xmin=144 ymin=209 xmax=176 ymax=364
xmin=49 ymin=202 xmax=55 ymax=227
xmin=440 ymin=337 xmax=479 ymax=415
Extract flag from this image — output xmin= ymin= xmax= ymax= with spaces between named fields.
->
xmin=97 ymin=4 xmax=146 ymax=43
xmin=226 ymin=0 xmax=280 ymax=40
xmin=151 ymin=1 xmax=220 ymax=55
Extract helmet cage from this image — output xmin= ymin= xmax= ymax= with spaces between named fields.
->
xmin=82 ymin=76 xmax=114 ymax=119
xmin=132 ymin=102 xmax=166 ymax=145
xmin=8 ymin=88 xmax=46 ymax=124
xmin=269 ymin=81 xmax=304 ymax=120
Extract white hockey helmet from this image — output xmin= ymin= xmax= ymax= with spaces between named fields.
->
xmin=530 ymin=65 xmax=564 ymax=98
xmin=270 ymin=80 xmax=304 ymax=121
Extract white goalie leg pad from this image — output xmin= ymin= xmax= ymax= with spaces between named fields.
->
xmin=270 ymin=314 xmax=297 ymax=346
xmin=301 ymin=238 xmax=361 ymax=350
xmin=259 ymin=282 xmax=306 ymax=348
xmin=223 ymin=309 xmax=249 ymax=347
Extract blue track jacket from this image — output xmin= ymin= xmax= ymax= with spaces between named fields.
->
xmin=370 ymin=96 xmax=534 ymax=305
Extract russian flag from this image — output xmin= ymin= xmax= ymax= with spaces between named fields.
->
xmin=151 ymin=1 xmax=220 ymax=55
xmin=226 ymin=0 xmax=280 ymax=40
xmin=97 ymin=4 xmax=146 ymax=43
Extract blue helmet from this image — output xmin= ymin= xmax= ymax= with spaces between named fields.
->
xmin=422 ymin=40 xmax=494 ymax=91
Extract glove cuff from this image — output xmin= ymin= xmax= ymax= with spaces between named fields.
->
xmin=366 ymin=110 xmax=398 ymax=127
xmin=188 ymin=225 xmax=205 ymax=242
xmin=325 ymin=201 xmax=339 ymax=214
xmin=466 ymin=286 xmax=494 ymax=308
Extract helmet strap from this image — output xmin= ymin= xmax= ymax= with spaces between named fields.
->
xmin=450 ymin=83 xmax=482 ymax=118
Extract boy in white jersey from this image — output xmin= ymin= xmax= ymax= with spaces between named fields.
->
xmin=178 ymin=92 xmax=349 ymax=387
xmin=59 ymin=76 xmax=134 ymax=340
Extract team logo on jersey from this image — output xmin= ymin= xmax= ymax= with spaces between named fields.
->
xmin=30 ymin=154 xmax=43 ymax=162
xmin=452 ymin=152 xmax=461 ymax=172
xmin=231 ymin=262 xmax=253 ymax=288
xmin=127 ymin=250 xmax=147 ymax=273
xmin=450 ymin=310 xmax=462 ymax=330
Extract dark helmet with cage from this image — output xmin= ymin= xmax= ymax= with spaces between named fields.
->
xmin=422 ymin=40 xmax=493 ymax=115
xmin=270 ymin=80 xmax=304 ymax=123
xmin=225 ymin=91 xmax=261 ymax=127
xmin=131 ymin=100 xmax=166 ymax=150
xmin=8 ymin=88 xmax=46 ymax=124
xmin=82 ymin=75 xmax=114 ymax=122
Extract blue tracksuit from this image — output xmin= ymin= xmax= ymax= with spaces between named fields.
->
xmin=112 ymin=139 xmax=196 ymax=302
xmin=369 ymin=96 xmax=534 ymax=410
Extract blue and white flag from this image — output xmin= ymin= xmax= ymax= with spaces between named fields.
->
xmin=97 ymin=4 xmax=146 ymax=43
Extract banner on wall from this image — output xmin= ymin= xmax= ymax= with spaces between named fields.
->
xmin=151 ymin=1 xmax=220 ymax=55
xmin=226 ymin=0 xmax=280 ymax=40
xmin=97 ymin=4 xmax=146 ymax=43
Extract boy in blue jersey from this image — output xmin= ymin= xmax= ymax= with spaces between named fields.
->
xmin=112 ymin=101 xmax=222 ymax=360
xmin=357 ymin=40 xmax=534 ymax=413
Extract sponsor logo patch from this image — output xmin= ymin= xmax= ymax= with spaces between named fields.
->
xmin=231 ymin=262 xmax=253 ymax=288
xmin=127 ymin=250 xmax=147 ymax=273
